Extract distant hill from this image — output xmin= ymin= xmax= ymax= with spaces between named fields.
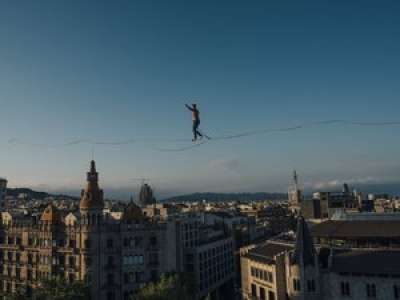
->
xmin=6 ymin=188 xmax=78 ymax=200
xmin=163 ymin=192 xmax=287 ymax=203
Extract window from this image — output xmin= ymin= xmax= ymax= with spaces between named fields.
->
xmin=307 ymin=279 xmax=316 ymax=292
xmin=341 ymin=282 xmax=350 ymax=296
xmin=69 ymin=239 xmax=76 ymax=248
xmin=107 ymin=256 xmax=114 ymax=266
xmin=107 ymin=274 xmax=114 ymax=285
xmin=251 ymin=284 xmax=257 ymax=297
xmin=293 ymin=279 xmax=301 ymax=291
xmin=85 ymin=256 xmax=91 ymax=267
xmin=69 ymin=256 xmax=75 ymax=267
xmin=28 ymin=254 xmax=33 ymax=265
xmin=84 ymin=239 xmax=91 ymax=249
xmin=107 ymin=239 xmax=113 ymax=249
xmin=124 ymin=291 xmax=130 ymax=300
xmin=395 ymin=285 xmax=400 ymax=299
xmin=135 ymin=272 xmax=144 ymax=283
xmin=268 ymin=271 xmax=274 ymax=283
xmin=151 ymin=270 xmax=158 ymax=281
xmin=106 ymin=292 xmax=115 ymax=300
xmin=259 ymin=287 xmax=266 ymax=300
xmin=366 ymin=283 xmax=376 ymax=298
xmin=268 ymin=291 xmax=275 ymax=300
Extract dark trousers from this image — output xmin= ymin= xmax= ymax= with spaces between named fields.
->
xmin=192 ymin=120 xmax=203 ymax=139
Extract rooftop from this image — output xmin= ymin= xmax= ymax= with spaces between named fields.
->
xmin=245 ymin=241 xmax=293 ymax=264
xmin=331 ymin=249 xmax=400 ymax=275
xmin=310 ymin=220 xmax=400 ymax=238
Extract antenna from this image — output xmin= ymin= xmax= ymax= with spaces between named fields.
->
xmin=91 ymin=146 xmax=95 ymax=161
xmin=132 ymin=178 xmax=151 ymax=185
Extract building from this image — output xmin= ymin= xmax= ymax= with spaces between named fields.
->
xmin=0 ymin=178 xmax=7 ymax=207
xmin=0 ymin=161 xmax=179 ymax=300
xmin=138 ymin=183 xmax=156 ymax=207
xmin=240 ymin=217 xmax=400 ymax=300
xmin=288 ymin=171 xmax=302 ymax=213
xmin=310 ymin=219 xmax=400 ymax=248
xmin=0 ymin=161 xmax=235 ymax=300
xmin=301 ymin=186 xmax=359 ymax=220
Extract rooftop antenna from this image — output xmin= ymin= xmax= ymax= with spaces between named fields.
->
xmin=91 ymin=146 xmax=95 ymax=161
xmin=132 ymin=178 xmax=151 ymax=185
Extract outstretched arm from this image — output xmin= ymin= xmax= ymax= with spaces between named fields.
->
xmin=185 ymin=104 xmax=193 ymax=111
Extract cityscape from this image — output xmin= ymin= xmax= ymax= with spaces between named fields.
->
xmin=1 ymin=1 xmax=400 ymax=300
xmin=1 ymin=164 xmax=400 ymax=299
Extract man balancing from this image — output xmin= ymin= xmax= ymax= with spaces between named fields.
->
xmin=185 ymin=103 xmax=208 ymax=141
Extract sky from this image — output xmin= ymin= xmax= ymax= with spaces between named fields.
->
xmin=0 ymin=0 xmax=400 ymax=199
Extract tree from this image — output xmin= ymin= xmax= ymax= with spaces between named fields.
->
xmin=0 ymin=278 xmax=90 ymax=300
xmin=32 ymin=278 xmax=90 ymax=300
xmin=131 ymin=273 xmax=195 ymax=300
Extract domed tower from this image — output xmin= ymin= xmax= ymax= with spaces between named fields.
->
xmin=138 ymin=183 xmax=156 ymax=207
xmin=80 ymin=160 xmax=104 ymax=224
xmin=286 ymin=216 xmax=321 ymax=300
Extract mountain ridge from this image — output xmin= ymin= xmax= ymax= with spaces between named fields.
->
xmin=163 ymin=192 xmax=288 ymax=203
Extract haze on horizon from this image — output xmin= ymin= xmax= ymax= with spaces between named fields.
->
xmin=1 ymin=1 xmax=400 ymax=199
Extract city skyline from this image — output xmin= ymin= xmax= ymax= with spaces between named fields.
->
xmin=1 ymin=1 xmax=400 ymax=196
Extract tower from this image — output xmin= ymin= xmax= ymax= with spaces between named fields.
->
xmin=286 ymin=217 xmax=321 ymax=300
xmin=80 ymin=160 xmax=104 ymax=221
xmin=0 ymin=178 xmax=7 ymax=207
xmin=79 ymin=160 xmax=106 ymax=300
xmin=288 ymin=170 xmax=303 ymax=207
xmin=138 ymin=183 xmax=156 ymax=207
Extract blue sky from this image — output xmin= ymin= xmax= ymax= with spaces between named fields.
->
xmin=0 ymin=1 xmax=400 ymax=198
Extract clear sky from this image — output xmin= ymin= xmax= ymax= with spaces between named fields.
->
xmin=1 ymin=1 xmax=400 ymax=198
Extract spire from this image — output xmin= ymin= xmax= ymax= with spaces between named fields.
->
xmin=139 ymin=183 xmax=156 ymax=207
xmin=291 ymin=216 xmax=316 ymax=267
xmin=90 ymin=160 xmax=96 ymax=173
xmin=80 ymin=160 xmax=104 ymax=211
xmin=293 ymin=169 xmax=298 ymax=185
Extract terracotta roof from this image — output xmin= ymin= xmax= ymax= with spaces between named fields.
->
xmin=311 ymin=220 xmax=400 ymax=238
xmin=331 ymin=249 xmax=400 ymax=275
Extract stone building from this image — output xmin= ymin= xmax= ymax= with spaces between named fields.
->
xmin=0 ymin=161 xmax=179 ymax=300
xmin=138 ymin=183 xmax=156 ymax=207
xmin=0 ymin=161 xmax=235 ymax=300
xmin=241 ymin=217 xmax=400 ymax=300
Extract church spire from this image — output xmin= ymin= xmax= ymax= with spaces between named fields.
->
xmin=291 ymin=216 xmax=316 ymax=267
xmin=80 ymin=160 xmax=104 ymax=212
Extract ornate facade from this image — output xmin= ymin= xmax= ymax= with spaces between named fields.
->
xmin=0 ymin=161 xmax=178 ymax=300
xmin=241 ymin=217 xmax=400 ymax=300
